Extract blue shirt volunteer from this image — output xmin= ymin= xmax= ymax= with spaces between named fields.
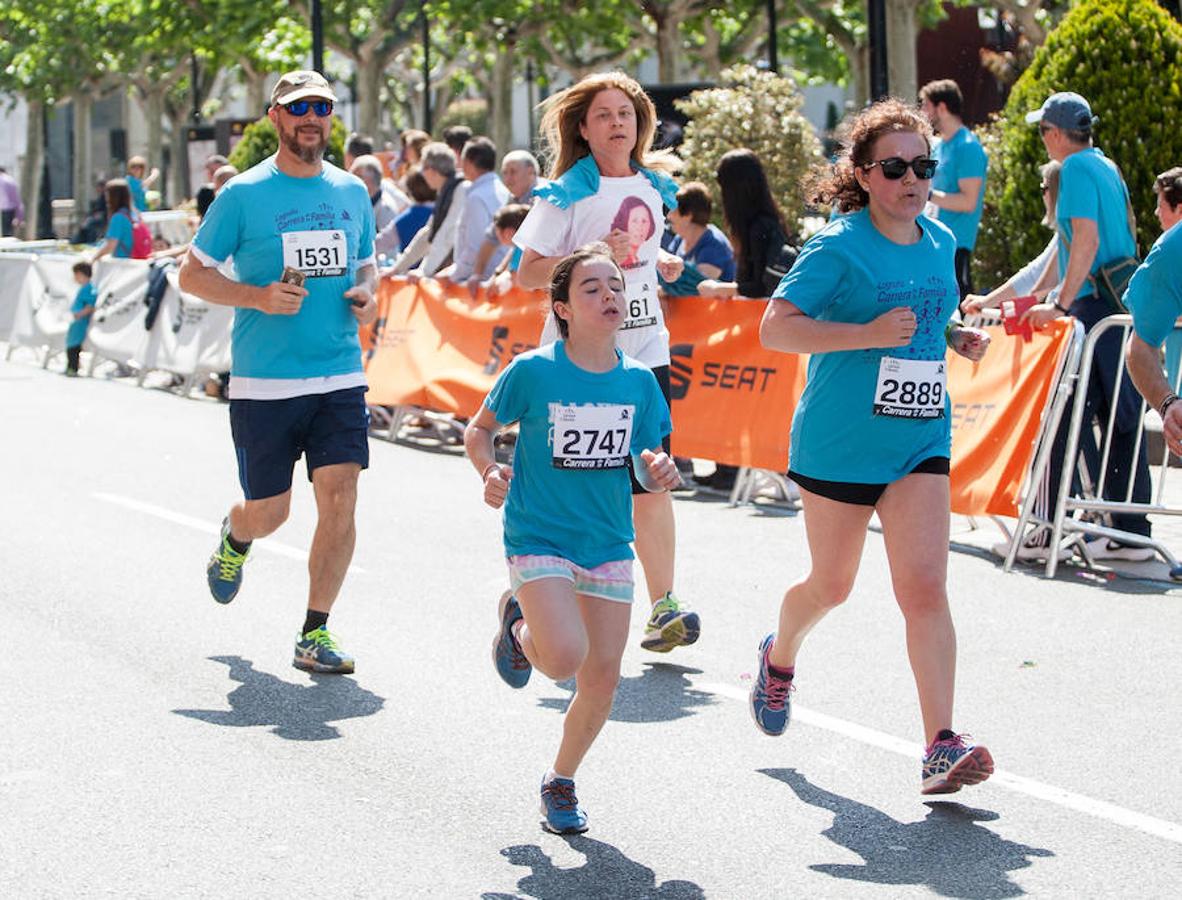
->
xmin=1056 ymin=148 xmax=1136 ymax=282
xmin=775 ymin=208 xmax=960 ymax=483
xmin=485 ymin=341 xmax=672 ymax=569
xmin=191 ymin=157 xmax=375 ymax=384
xmin=931 ymin=127 xmax=988 ymax=251
xmin=1124 ymin=223 xmax=1182 ymax=347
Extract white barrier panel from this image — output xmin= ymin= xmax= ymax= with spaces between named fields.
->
xmin=85 ymin=258 xmax=152 ymax=364
xmin=138 ymin=272 xmax=233 ymax=376
xmin=142 ymin=210 xmax=194 ymax=247
xmin=0 ymin=253 xmax=37 ymax=340
xmin=6 ymin=253 xmax=79 ymax=355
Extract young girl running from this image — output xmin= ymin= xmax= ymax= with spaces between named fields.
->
xmin=464 ymin=244 xmax=680 ymax=834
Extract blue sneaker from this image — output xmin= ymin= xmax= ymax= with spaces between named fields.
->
xmin=206 ymin=518 xmax=249 ymax=604
xmin=293 ymin=626 xmax=355 ymax=674
xmin=921 ymin=733 xmax=994 ymax=795
xmin=540 ymin=776 xmax=588 ymax=834
xmin=492 ymin=591 xmax=531 ymax=688
xmin=640 ymin=592 xmax=701 ymax=653
xmin=750 ymin=633 xmax=794 ymax=736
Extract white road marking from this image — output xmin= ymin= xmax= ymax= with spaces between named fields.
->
xmin=91 ymin=492 xmax=367 ymax=574
xmin=698 ymin=680 xmax=1182 ymax=846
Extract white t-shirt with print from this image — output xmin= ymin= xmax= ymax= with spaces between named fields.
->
xmin=514 ymin=173 xmax=670 ymax=368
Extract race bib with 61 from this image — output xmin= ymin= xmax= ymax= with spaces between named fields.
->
xmin=621 ymin=282 xmax=658 ymax=331
xmin=282 ymin=229 xmax=347 ymax=277
xmin=873 ymin=357 xmax=946 ymax=419
xmin=550 ymin=403 xmax=635 ymax=470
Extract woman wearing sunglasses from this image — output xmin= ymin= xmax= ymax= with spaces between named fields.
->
xmin=749 ymin=98 xmax=994 ymax=795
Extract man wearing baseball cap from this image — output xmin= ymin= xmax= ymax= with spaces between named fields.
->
xmin=178 ymin=69 xmax=378 ymax=673
xmin=1008 ymin=90 xmax=1152 ymax=563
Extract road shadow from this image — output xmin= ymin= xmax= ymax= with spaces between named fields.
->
xmin=760 ymin=768 xmax=1053 ymax=898
xmin=481 ymin=836 xmax=704 ymax=900
xmin=538 ymin=663 xmax=716 ymax=723
xmin=172 ymin=655 xmax=385 ymax=741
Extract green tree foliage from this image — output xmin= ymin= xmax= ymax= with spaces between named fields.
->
xmin=675 ymin=65 xmax=822 ymax=236
xmin=228 ymin=115 xmax=348 ymax=172
xmin=973 ymin=0 xmax=1182 ymax=289
xmin=436 ymin=98 xmax=490 ymax=136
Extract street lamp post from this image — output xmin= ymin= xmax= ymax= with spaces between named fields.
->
xmin=767 ymin=0 xmax=778 ymax=74
xmin=867 ymin=0 xmax=888 ymax=101
xmin=312 ymin=0 xmax=325 ymax=74
xmin=421 ymin=4 xmax=431 ymax=133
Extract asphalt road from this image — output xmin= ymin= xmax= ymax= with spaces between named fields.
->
xmin=3 ymin=353 xmax=1181 ymax=899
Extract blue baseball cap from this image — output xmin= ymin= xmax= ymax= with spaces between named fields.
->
xmin=1025 ymin=92 xmax=1097 ymax=130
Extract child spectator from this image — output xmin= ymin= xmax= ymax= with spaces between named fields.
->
xmin=484 ymin=204 xmax=531 ymax=298
xmin=65 ymin=261 xmax=97 ymax=376
xmin=126 ymin=156 xmax=160 ymax=212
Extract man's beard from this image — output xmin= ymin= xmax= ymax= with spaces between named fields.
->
xmin=279 ymin=122 xmax=328 ymax=164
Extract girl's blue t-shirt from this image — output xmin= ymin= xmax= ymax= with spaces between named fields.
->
xmin=104 ymin=211 xmax=134 ymax=258
xmin=774 ymin=207 xmax=960 ymax=483
xmin=127 ymin=174 xmax=148 ymax=212
xmin=485 ymin=341 xmax=672 ymax=568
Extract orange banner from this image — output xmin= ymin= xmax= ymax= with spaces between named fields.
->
xmin=948 ymin=319 xmax=1075 ymax=517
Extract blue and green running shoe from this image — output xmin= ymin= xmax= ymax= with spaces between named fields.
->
xmin=921 ymin=733 xmax=994 ymax=795
xmin=206 ymin=518 xmax=249 ymax=604
xmin=492 ymin=591 xmax=531 ymax=688
xmin=294 ymin=626 xmax=355 ymax=674
xmin=640 ymin=592 xmax=700 ymax=653
xmin=540 ymin=776 xmax=588 ymax=834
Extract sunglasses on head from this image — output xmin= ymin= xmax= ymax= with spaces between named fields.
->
xmin=283 ymin=99 xmax=333 ymax=118
xmin=863 ymin=156 xmax=938 ymax=180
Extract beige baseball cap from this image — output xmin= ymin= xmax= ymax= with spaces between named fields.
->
xmin=270 ymin=70 xmax=337 ymax=108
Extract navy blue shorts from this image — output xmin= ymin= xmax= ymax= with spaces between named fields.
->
xmin=229 ymin=387 xmax=370 ymax=500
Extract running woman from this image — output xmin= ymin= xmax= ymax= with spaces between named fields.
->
xmin=464 ymin=244 xmax=681 ymax=834
xmin=514 ymin=71 xmax=699 ymax=654
xmin=179 ymin=70 xmax=377 ymax=674
xmin=750 ymin=99 xmax=995 ymax=795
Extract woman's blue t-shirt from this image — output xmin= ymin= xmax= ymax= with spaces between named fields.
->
xmin=104 ymin=210 xmax=134 ymax=258
xmin=486 ymin=341 xmax=672 ymax=568
xmin=774 ymin=207 xmax=960 ymax=483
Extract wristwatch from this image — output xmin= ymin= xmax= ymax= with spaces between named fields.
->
xmin=1160 ymin=394 xmax=1180 ymax=418
xmin=1053 ymin=300 xmax=1071 ymax=315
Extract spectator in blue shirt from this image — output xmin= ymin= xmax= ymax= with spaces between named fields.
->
xmin=660 ymin=182 xmax=735 ymax=296
xmin=65 ymin=261 xmax=97 ymax=376
xmin=392 ymin=167 xmax=436 ymax=253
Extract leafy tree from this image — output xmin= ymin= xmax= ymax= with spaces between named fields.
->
xmin=227 ymin=113 xmax=348 ymax=171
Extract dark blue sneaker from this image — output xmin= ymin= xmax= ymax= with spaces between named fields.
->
xmin=206 ymin=518 xmax=249 ymax=604
xmin=540 ymin=776 xmax=588 ymax=834
xmin=492 ymin=591 xmax=531 ymax=688
xmin=293 ymin=626 xmax=355 ymax=674
xmin=750 ymin=633 xmax=793 ymax=736
xmin=921 ymin=733 xmax=994 ymax=795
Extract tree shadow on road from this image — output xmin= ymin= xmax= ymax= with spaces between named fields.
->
xmin=481 ymin=836 xmax=704 ymax=900
xmin=172 ymin=655 xmax=385 ymax=741
xmin=537 ymin=663 xmax=716 ymax=723
xmin=760 ymin=768 xmax=1054 ymax=898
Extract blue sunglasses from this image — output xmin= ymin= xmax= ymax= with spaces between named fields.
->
xmin=283 ymin=99 xmax=333 ymax=118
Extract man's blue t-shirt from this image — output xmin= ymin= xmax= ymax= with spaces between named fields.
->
xmin=485 ymin=341 xmax=672 ymax=568
xmin=66 ymin=282 xmax=97 ymax=347
xmin=127 ymin=174 xmax=147 ymax=212
xmin=104 ymin=211 xmax=134 ymax=258
xmin=774 ymin=207 xmax=960 ymax=483
xmin=1056 ymin=147 xmax=1136 ymax=282
xmin=191 ymin=157 xmax=375 ymax=379
xmin=1124 ymin=222 xmax=1182 ymax=347
xmin=669 ymin=224 xmax=736 ymax=281
xmin=932 ymin=127 xmax=988 ymax=251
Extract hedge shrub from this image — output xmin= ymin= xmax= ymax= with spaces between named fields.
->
xmin=227 ymin=115 xmax=348 ymax=172
xmin=973 ymin=0 xmax=1182 ymax=289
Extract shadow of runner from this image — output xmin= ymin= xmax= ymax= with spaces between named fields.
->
xmin=173 ymin=655 xmax=386 ymax=741
xmin=761 ymin=768 xmax=1054 ymax=899
xmin=481 ymin=837 xmax=705 ymax=900
xmin=537 ymin=663 xmax=716 ymax=723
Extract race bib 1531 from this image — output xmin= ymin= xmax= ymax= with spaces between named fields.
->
xmin=549 ymin=403 xmax=635 ymax=469
xmin=282 ymin=229 xmax=347 ymax=277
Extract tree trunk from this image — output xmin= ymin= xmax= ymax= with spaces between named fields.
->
xmin=167 ymin=108 xmax=190 ymax=202
xmin=698 ymin=18 xmax=723 ymax=81
xmin=489 ymin=48 xmax=514 ymax=158
xmin=21 ymin=99 xmax=45 ymax=240
xmin=242 ymin=62 xmax=267 ymax=118
xmin=654 ymin=12 xmax=681 ymax=83
xmin=885 ymin=0 xmax=919 ymax=103
xmin=145 ymin=88 xmax=165 ymax=181
xmin=356 ymin=52 xmax=383 ymax=139
xmin=72 ymin=92 xmax=94 ymax=219
xmin=850 ymin=43 xmax=870 ymax=109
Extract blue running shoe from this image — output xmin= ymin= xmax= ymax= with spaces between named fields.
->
xmin=750 ymin=633 xmax=794 ymax=736
xmin=293 ymin=626 xmax=355 ymax=674
xmin=921 ymin=733 xmax=994 ymax=795
xmin=540 ymin=776 xmax=588 ymax=834
xmin=492 ymin=591 xmax=531 ymax=688
xmin=206 ymin=518 xmax=249 ymax=604
xmin=640 ymin=592 xmax=701 ymax=653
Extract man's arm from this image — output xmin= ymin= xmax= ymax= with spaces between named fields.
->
xmin=1057 ymin=217 xmax=1099 ymax=308
xmin=177 ymin=248 xmax=304 ymax=314
xmin=1127 ymin=334 xmax=1182 ymax=455
xmin=930 ymin=176 xmax=983 ymax=214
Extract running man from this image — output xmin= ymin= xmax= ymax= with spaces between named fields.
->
xmin=178 ymin=70 xmax=377 ymax=674
xmin=464 ymin=244 xmax=681 ymax=834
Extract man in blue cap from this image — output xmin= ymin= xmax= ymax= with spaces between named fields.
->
xmin=1005 ymin=91 xmax=1153 ymax=562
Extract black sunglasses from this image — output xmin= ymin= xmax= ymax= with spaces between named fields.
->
xmin=863 ymin=156 xmax=938 ymax=180
xmin=283 ymin=99 xmax=334 ymax=118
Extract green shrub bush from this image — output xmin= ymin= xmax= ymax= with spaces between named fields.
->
xmin=973 ymin=0 xmax=1182 ymax=289
xmin=675 ymin=65 xmax=822 ymax=237
xmin=227 ymin=115 xmax=348 ymax=172
xmin=435 ymin=98 xmax=489 ymax=140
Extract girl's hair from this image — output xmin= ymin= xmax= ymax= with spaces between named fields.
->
xmin=537 ymin=72 xmax=676 ymax=180
xmin=1039 ymin=159 xmax=1062 ymax=227
xmin=549 ymin=242 xmax=622 ymax=338
xmin=806 ymin=98 xmax=933 ymax=214
xmin=716 ymin=148 xmax=787 ymax=270
xmin=105 ymin=178 xmax=132 ymax=216
xmin=1155 ymin=166 xmax=1182 ymax=210
xmin=609 ymin=196 xmax=655 ymax=240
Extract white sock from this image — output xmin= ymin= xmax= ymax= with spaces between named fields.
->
xmin=545 ymin=768 xmax=573 ymax=783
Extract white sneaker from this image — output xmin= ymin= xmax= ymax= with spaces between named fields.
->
xmin=991 ymin=529 xmax=1071 ymax=562
xmin=1083 ymin=537 xmax=1155 ymax=562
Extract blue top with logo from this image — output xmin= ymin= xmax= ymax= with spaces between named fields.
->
xmin=192 ymin=157 xmax=375 ymax=379
xmin=774 ymin=208 xmax=959 ymax=483
xmin=1056 ymin=147 xmax=1136 ymax=281
xmin=485 ymin=341 xmax=671 ymax=568
xmin=66 ymin=282 xmax=97 ymax=347
xmin=104 ymin=211 xmax=134 ymax=259
xmin=1124 ymin=222 xmax=1182 ymax=347
xmin=932 ymin=127 xmax=988 ymax=250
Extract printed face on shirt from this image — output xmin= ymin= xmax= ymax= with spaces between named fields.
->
xmin=609 ymin=196 xmax=655 ymax=267
xmin=580 ymin=89 xmax=638 ymax=160
xmin=856 ymin=130 xmax=933 ymax=224
xmin=270 ymin=99 xmax=332 ymax=165
xmin=555 ymin=257 xmax=626 ymax=339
